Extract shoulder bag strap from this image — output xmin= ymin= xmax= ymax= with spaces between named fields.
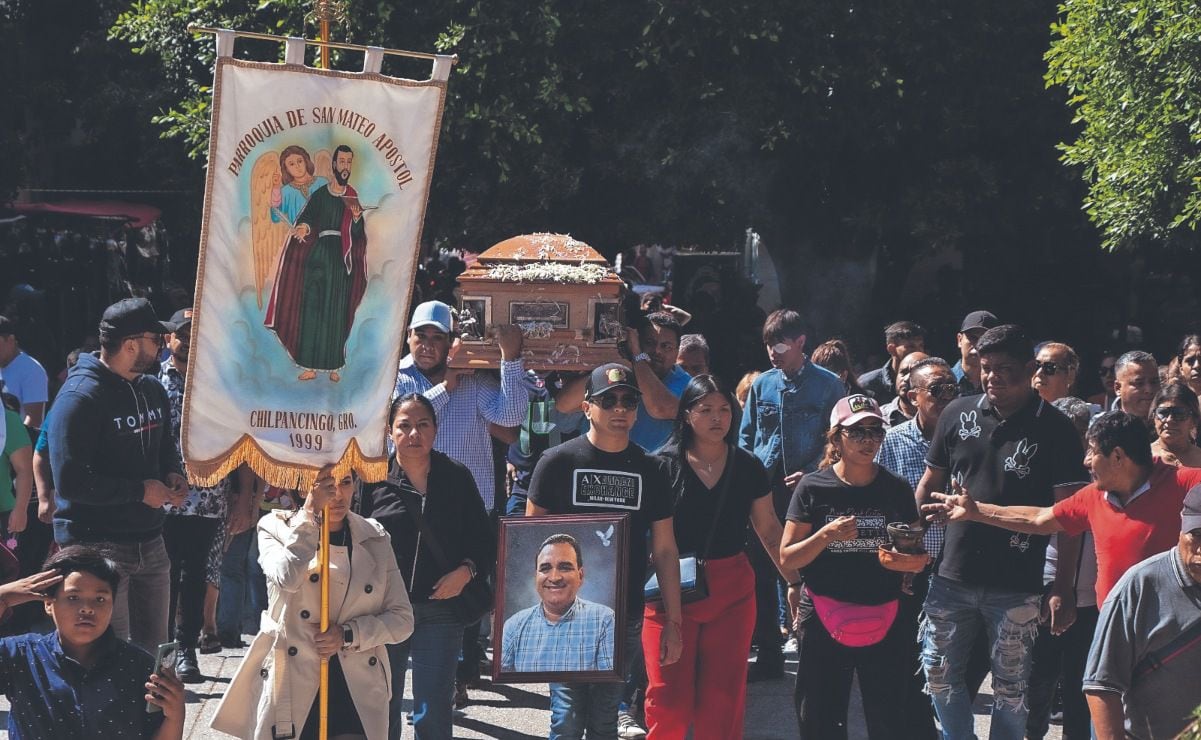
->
xmin=1133 ymin=615 xmax=1201 ymax=679
xmin=699 ymin=445 xmax=735 ymax=560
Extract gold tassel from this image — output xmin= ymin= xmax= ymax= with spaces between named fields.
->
xmin=185 ymin=435 xmax=389 ymax=488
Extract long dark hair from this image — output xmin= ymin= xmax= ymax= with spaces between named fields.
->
xmin=667 ymin=374 xmax=740 ymax=450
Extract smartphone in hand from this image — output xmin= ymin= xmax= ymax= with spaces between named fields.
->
xmin=146 ymin=641 xmax=178 ymax=713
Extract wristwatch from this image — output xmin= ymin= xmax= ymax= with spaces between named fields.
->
xmin=633 ymin=352 xmax=650 ymax=364
xmin=460 ymin=559 xmax=478 ymax=579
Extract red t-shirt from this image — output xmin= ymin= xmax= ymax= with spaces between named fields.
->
xmin=1052 ymin=462 xmax=1201 ymax=604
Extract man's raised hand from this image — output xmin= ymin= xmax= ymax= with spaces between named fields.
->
xmin=923 ymin=480 xmax=977 ymax=523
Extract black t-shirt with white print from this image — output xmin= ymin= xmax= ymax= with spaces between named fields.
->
xmin=786 ymin=466 xmax=919 ymax=605
xmin=926 ymin=392 xmax=1089 ymax=593
xmin=528 ymin=435 xmax=674 ymax=618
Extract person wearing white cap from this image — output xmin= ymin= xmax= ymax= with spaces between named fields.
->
xmin=393 ymin=300 xmax=526 ymax=510
xmin=391 ymin=300 xmax=526 ymax=699
xmin=1081 ymin=486 xmax=1201 ymax=740
xmin=780 ymin=393 xmax=922 ymax=739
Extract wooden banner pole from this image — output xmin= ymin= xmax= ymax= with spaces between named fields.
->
xmin=315 ymin=12 xmax=335 ymax=740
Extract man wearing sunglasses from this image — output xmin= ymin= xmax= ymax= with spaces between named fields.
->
xmin=46 ymin=297 xmax=188 ymax=655
xmin=876 ymin=356 xmax=958 ymax=739
xmin=527 ymin=363 xmax=683 ymax=740
xmin=1032 ymin=342 xmax=1080 ymax=404
xmin=915 ymin=324 xmax=1089 ymax=739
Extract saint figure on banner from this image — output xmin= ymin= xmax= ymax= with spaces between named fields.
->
xmin=264 ymin=144 xmax=368 ymax=381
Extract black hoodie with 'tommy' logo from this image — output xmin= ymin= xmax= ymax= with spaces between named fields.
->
xmin=47 ymin=351 xmax=183 ymax=544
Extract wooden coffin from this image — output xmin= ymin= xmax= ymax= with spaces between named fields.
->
xmin=451 ymin=233 xmax=626 ymax=370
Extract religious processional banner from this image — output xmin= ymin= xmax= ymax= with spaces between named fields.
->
xmin=184 ymin=34 xmax=452 ymax=488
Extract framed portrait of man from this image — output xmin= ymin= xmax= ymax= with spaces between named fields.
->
xmin=492 ymin=514 xmax=630 ymax=684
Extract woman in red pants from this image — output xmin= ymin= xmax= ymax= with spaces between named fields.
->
xmin=643 ymin=375 xmax=801 ymax=739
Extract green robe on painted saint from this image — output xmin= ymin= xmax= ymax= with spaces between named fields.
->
xmin=264 ymin=182 xmax=369 ymax=371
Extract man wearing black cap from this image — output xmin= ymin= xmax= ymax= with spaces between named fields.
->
xmin=952 ymin=310 xmax=998 ymax=396
xmin=46 ymin=297 xmax=187 ymax=653
xmin=527 ymin=363 xmax=683 ymax=740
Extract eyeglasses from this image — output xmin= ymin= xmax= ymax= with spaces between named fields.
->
xmin=1154 ymin=406 xmax=1192 ymax=422
xmin=592 ymin=392 xmax=640 ymax=410
xmin=769 ymin=341 xmax=793 ymax=355
xmin=842 ymin=425 xmax=887 ymax=443
xmin=919 ymin=382 xmax=960 ymax=401
xmin=129 ymin=333 xmax=165 ymax=347
xmin=1035 ymin=361 xmax=1068 ymax=375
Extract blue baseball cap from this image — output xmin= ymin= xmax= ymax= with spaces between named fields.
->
xmin=409 ymin=301 xmax=453 ymax=333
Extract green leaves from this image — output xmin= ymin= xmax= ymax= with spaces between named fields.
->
xmin=1047 ymin=0 xmax=1201 ymax=250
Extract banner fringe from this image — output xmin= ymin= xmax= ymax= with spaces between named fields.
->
xmin=187 ymin=435 xmax=389 ymax=490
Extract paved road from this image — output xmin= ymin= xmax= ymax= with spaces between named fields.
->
xmin=0 ymin=639 xmax=1062 ymax=738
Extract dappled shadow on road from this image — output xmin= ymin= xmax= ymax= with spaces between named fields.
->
xmin=454 ymin=717 xmax=545 ymax=740
xmin=462 ymin=683 xmax=550 ymax=711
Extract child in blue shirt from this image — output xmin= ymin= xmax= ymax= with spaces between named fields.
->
xmin=0 ymin=545 xmax=185 ymax=739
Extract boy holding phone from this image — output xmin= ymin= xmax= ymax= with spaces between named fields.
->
xmin=0 ymin=545 xmax=185 ymax=739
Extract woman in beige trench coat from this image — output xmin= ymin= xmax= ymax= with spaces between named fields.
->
xmin=211 ymin=466 xmax=414 ymax=740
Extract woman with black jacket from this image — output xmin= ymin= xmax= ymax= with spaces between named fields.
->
xmin=357 ymin=393 xmax=495 ymax=740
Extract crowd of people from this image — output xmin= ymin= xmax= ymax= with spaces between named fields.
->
xmin=2 ymin=289 xmax=1201 ymax=740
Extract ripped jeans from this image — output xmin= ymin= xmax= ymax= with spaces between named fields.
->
xmin=920 ymin=576 xmax=1041 ymax=740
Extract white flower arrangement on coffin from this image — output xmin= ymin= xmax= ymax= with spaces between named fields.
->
xmin=486 ymin=261 xmax=609 ymax=284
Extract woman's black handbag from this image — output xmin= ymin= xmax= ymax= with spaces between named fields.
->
xmin=404 ymin=491 xmax=494 ymax=625
xmin=644 ymin=445 xmax=733 ymax=606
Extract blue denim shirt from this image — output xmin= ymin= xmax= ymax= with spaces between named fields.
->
xmin=0 ymin=629 xmax=162 ymax=739
xmin=738 ymin=361 xmax=844 ymax=476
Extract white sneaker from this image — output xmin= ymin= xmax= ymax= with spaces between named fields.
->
xmin=617 ymin=710 xmax=647 ymax=739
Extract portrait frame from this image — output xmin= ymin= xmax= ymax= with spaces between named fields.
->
xmin=492 ymin=513 xmax=630 ymax=684
xmin=457 ymin=296 xmax=491 ymax=343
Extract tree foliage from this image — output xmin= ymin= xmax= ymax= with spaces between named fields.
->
xmin=1047 ymin=0 xmax=1201 ymax=251
xmin=103 ymin=1 xmax=1112 ymax=345
xmin=0 ymin=0 xmax=199 ymax=199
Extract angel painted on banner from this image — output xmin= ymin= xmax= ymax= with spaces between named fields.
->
xmin=260 ymin=144 xmax=369 ymax=382
xmin=249 ymin=146 xmax=332 ymax=309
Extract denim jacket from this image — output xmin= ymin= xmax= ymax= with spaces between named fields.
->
xmin=738 ymin=361 xmax=844 ymax=477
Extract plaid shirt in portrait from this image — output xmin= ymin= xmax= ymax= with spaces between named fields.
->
xmin=501 ymin=598 xmax=615 ymax=673
xmin=876 ymin=418 xmax=944 ymax=558
xmin=393 ymin=356 xmax=526 ymax=510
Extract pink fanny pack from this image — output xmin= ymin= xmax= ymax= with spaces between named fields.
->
xmin=806 ymin=588 xmax=898 ymax=647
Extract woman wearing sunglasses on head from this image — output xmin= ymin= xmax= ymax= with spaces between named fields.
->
xmin=1149 ymin=382 xmax=1201 ymax=468
xmin=643 ymin=375 xmax=801 ymax=739
xmin=780 ymin=394 xmax=923 ymax=740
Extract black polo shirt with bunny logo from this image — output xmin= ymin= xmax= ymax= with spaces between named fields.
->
xmin=926 ymin=392 xmax=1089 ymax=592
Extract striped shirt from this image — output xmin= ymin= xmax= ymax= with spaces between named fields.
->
xmin=500 ymin=598 xmax=615 ymax=673
xmin=393 ymin=356 xmax=526 ymax=510
xmin=876 ymin=417 xmax=944 ymax=558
